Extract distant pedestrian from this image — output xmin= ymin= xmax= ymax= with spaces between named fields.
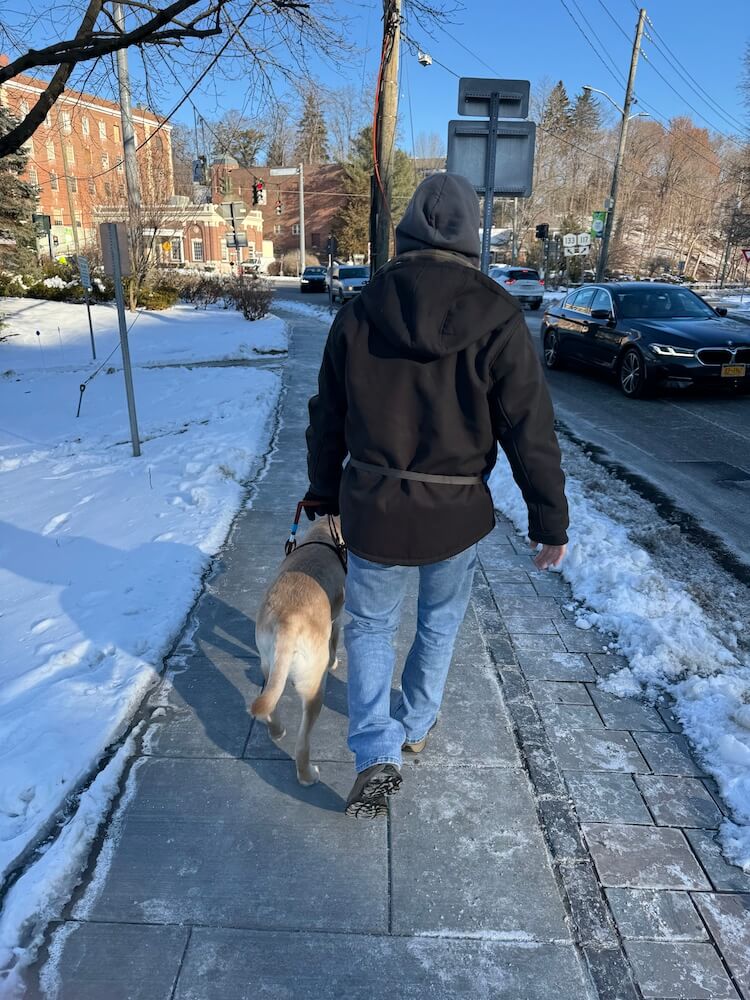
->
xmin=305 ymin=173 xmax=569 ymax=817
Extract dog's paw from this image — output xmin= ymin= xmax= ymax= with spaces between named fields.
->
xmin=269 ymin=727 xmax=286 ymax=743
xmin=330 ymin=657 xmax=339 ymax=672
xmin=297 ymin=765 xmax=320 ymax=787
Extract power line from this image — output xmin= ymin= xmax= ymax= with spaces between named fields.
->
xmin=405 ymin=24 xmax=722 ymax=208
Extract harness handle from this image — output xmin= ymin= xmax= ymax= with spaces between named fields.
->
xmin=285 ymin=502 xmax=348 ymax=572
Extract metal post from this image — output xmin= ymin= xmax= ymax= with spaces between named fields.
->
xmin=108 ymin=224 xmax=141 ymax=458
xmin=512 ymin=196 xmax=518 ymax=264
xmin=741 ymin=258 xmax=749 ymax=303
xmin=229 ymin=201 xmax=242 ymax=283
xmin=84 ymin=288 xmax=96 ymax=360
xmin=596 ymin=7 xmax=646 ymax=281
xmin=544 ymin=238 xmax=551 ymax=287
xmin=298 ymin=163 xmax=305 ymax=276
xmin=114 ymin=3 xmax=143 ymax=308
xmin=480 ymin=92 xmax=500 ymax=274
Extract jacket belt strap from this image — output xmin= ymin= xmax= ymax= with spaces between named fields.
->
xmin=349 ymin=458 xmax=484 ymax=486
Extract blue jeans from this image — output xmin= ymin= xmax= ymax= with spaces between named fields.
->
xmin=344 ymin=546 xmax=478 ymax=773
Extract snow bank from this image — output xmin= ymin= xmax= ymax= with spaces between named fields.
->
xmin=490 ymin=442 xmax=750 ymax=871
xmin=274 ymin=297 xmax=335 ymax=324
xmin=0 ymin=297 xmax=286 ymax=372
xmin=0 ymin=298 xmax=283 ymax=893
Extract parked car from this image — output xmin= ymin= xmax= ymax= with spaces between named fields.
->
xmin=489 ymin=265 xmax=544 ymax=310
xmin=540 ymin=282 xmax=750 ymax=398
xmin=328 ymin=264 xmax=370 ymax=302
xmin=300 ymin=265 xmax=327 ymax=293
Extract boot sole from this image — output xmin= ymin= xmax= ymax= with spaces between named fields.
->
xmin=345 ymin=770 xmax=402 ymax=818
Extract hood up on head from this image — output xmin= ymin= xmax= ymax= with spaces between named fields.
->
xmin=358 ymin=173 xmax=513 ymax=362
xmin=395 ymin=173 xmax=481 ymax=266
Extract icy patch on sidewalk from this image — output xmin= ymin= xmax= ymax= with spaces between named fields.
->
xmin=490 ymin=441 xmax=750 ymax=871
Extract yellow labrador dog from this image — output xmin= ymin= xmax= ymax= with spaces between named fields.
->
xmin=251 ymin=517 xmax=346 ymax=785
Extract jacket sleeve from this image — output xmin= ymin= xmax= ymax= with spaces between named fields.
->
xmin=488 ymin=312 xmax=569 ymax=545
xmin=306 ymin=318 xmax=348 ymax=498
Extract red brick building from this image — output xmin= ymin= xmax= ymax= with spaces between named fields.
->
xmin=210 ymin=161 xmax=347 ymax=262
xmin=1 ymin=64 xmax=173 ymax=254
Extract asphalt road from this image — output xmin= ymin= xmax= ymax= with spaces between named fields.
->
xmin=272 ymin=283 xmax=750 ymax=570
xmin=524 ymin=310 xmax=750 ymax=569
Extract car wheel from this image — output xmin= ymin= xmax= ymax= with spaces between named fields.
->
xmin=543 ymin=328 xmax=565 ymax=370
xmin=530 ymin=300 xmax=542 ymax=311
xmin=619 ymin=347 xmax=650 ymax=398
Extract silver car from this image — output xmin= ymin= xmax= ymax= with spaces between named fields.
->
xmin=489 ymin=265 xmax=545 ymax=310
xmin=329 ymin=264 xmax=370 ymax=302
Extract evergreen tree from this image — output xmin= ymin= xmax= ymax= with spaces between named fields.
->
xmin=212 ymin=110 xmax=265 ymax=169
xmin=542 ymin=81 xmax=572 ymax=134
xmin=0 ymin=106 xmax=37 ymax=273
xmin=571 ymin=90 xmax=601 ymax=135
xmin=334 ymin=125 xmax=416 ymax=260
xmin=293 ymin=85 xmax=329 ymax=165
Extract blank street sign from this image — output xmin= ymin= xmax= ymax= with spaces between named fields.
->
xmin=457 ymin=78 xmax=530 ymax=119
xmin=447 ymin=120 xmax=535 ymax=197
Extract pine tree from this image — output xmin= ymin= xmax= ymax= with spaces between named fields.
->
xmin=571 ymin=90 xmax=601 ymax=135
xmin=0 ymin=106 xmax=37 ymax=273
xmin=543 ymin=81 xmax=572 ymax=135
xmin=293 ymin=86 xmax=329 ymax=166
xmin=334 ymin=125 xmax=416 ymax=260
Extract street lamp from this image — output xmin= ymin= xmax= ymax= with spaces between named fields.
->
xmin=582 ymin=85 xmax=649 ymax=122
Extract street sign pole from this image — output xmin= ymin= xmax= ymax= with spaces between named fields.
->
xmin=77 ymin=256 xmax=96 ymax=361
xmin=299 ymin=163 xmax=306 ymax=277
xmin=740 ymin=251 xmax=750 ymax=303
xmin=480 ymin=91 xmax=500 ymax=274
xmin=105 ymin=223 xmax=141 ymax=458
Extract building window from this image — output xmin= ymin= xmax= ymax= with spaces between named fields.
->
xmin=101 ymin=153 xmax=109 ymax=170
xmin=88 ymin=177 xmax=96 ymax=195
xmin=171 ymin=239 xmax=183 ymax=262
xmin=104 ymin=181 xmax=112 ymax=198
xmin=98 ymin=121 xmax=106 ymax=140
xmin=291 ymin=223 xmax=300 ymax=235
xmin=221 ymin=241 xmax=228 ymax=262
xmin=82 ymin=116 xmax=90 ymax=136
xmin=28 ymin=166 xmax=38 ymax=187
xmin=69 ymin=176 xmax=78 ymax=192
xmin=54 ymin=214 xmax=64 ymax=226
xmin=273 ymin=224 xmax=282 ymax=234
xmin=20 ymin=99 xmax=29 ymax=116
xmin=113 ymin=123 xmax=120 ymax=143
xmin=311 ymin=232 xmax=321 ymax=247
xmin=191 ymin=239 xmax=204 ymax=262
xmin=50 ymin=171 xmax=58 ymax=191
xmin=65 ymin=144 xmax=74 ymax=164
xmin=46 ymin=140 xmax=55 ymax=160
xmin=116 ymin=159 xmax=124 ymax=174
xmin=61 ymin=110 xmax=71 ymax=134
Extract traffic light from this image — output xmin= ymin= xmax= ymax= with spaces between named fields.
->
xmin=535 ymin=223 xmax=549 ymax=241
xmin=275 ymin=200 xmax=282 ymax=216
xmin=253 ymin=180 xmax=267 ymax=206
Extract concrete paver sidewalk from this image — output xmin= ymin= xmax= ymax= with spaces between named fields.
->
xmin=26 ymin=310 xmax=749 ymax=1000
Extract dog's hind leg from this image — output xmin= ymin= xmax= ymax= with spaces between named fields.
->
xmin=295 ymin=670 xmax=327 ymax=786
xmin=329 ymin=616 xmax=341 ymax=671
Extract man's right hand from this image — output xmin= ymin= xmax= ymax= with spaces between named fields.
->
xmin=302 ymin=490 xmax=340 ymax=520
xmin=530 ymin=541 xmax=567 ymax=570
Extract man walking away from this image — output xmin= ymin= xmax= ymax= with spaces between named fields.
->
xmin=305 ymin=173 xmax=568 ymax=817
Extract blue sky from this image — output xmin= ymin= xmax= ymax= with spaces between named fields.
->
xmin=4 ymin=0 xmax=748 ymax=145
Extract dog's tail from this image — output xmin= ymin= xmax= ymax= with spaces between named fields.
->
xmin=251 ymin=630 xmax=295 ymax=718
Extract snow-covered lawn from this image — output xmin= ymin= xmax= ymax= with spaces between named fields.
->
xmin=0 ymin=298 xmax=284 ymax=975
xmin=491 ymin=443 xmax=750 ymax=872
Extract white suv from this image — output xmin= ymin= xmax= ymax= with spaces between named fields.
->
xmin=328 ymin=264 xmax=370 ymax=302
xmin=489 ymin=265 xmax=545 ymax=310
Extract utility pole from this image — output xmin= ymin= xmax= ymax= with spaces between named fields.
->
xmin=596 ymin=7 xmax=646 ymax=281
xmin=113 ymin=3 xmax=143 ymax=308
xmin=298 ymin=162 xmax=305 ymax=275
xmin=719 ymin=169 xmax=744 ymax=287
xmin=372 ymin=0 xmax=401 ymax=273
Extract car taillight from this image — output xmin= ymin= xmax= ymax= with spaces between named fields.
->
xmin=540 ymin=279 xmax=544 ymax=285
xmin=506 ymin=278 xmax=516 ymax=285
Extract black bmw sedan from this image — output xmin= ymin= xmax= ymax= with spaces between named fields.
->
xmin=540 ymin=282 xmax=750 ymax=398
